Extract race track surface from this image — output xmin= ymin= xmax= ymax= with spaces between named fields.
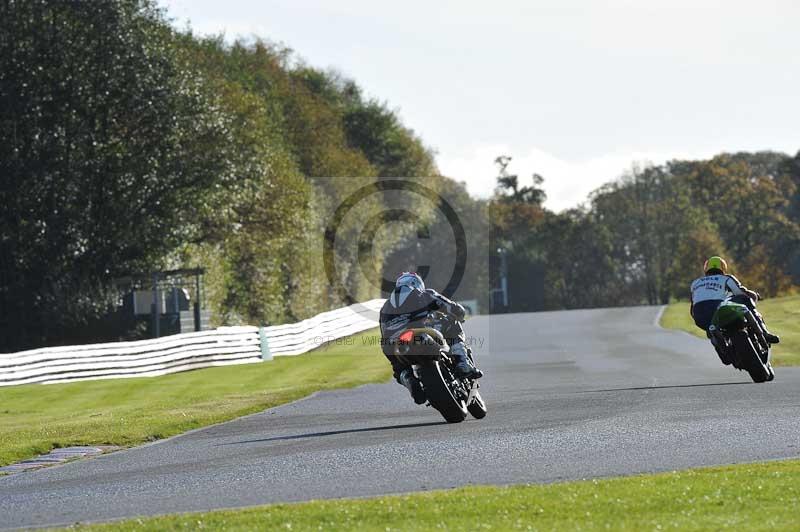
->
xmin=3 ymin=306 xmax=800 ymax=529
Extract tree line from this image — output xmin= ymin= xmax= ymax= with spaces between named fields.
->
xmin=1 ymin=1 xmax=797 ymax=352
xmin=489 ymin=151 xmax=800 ymax=313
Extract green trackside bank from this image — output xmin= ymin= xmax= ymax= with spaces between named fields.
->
xmin=51 ymin=459 xmax=800 ymax=531
xmin=0 ymin=329 xmax=389 ymax=467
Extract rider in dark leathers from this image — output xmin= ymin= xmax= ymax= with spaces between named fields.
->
xmin=379 ymin=272 xmax=482 ymax=403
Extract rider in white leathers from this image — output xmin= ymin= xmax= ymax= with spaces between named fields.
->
xmin=690 ymin=256 xmax=780 ymax=350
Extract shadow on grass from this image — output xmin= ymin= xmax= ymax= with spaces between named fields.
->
xmin=221 ymin=420 xmax=449 ymax=446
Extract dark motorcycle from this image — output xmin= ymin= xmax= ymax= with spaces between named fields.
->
xmin=390 ymin=311 xmax=486 ymax=423
xmin=709 ymin=298 xmax=775 ymax=383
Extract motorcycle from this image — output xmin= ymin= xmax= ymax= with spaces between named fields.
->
xmin=709 ymin=297 xmax=775 ymax=383
xmin=390 ymin=311 xmax=486 ymax=423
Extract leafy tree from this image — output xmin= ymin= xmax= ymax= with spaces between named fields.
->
xmin=0 ymin=0 xmax=234 ymax=350
xmin=173 ymin=36 xmax=443 ymax=316
xmin=671 ymin=154 xmax=800 ymax=296
xmin=489 ymin=156 xmax=548 ymax=312
xmin=343 ymin=100 xmax=437 ymax=178
xmin=779 ymin=151 xmax=800 ymax=282
xmin=494 ymin=156 xmax=547 ymax=205
xmin=536 ymin=209 xmax=626 ymax=309
xmin=591 ymin=165 xmax=731 ymax=304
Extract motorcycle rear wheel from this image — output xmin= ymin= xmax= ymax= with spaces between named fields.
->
xmin=420 ymin=361 xmax=468 ymax=423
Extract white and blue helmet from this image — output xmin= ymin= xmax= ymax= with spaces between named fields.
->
xmin=390 ymin=272 xmax=425 ymax=308
xmin=395 ymin=272 xmax=425 ymax=292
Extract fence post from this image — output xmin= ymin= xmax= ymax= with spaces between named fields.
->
xmin=259 ymin=327 xmax=272 ymax=361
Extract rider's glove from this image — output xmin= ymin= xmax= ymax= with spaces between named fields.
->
xmin=450 ymin=303 xmax=466 ymax=322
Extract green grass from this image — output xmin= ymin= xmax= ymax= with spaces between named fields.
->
xmin=0 ymin=329 xmax=389 ymax=467
xmin=661 ymin=294 xmax=800 ymax=366
xmin=54 ymin=459 xmax=800 ymax=531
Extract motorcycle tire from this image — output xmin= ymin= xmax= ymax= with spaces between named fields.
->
xmin=420 ymin=361 xmax=468 ymax=423
xmin=746 ymin=313 xmax=770 ymax=354
xmin=467 ymin=391 xmax=487 ymax=420
xmin=747 ymin=326 xmax=773 ymax=381
xmin=733 ymin=330 xmax=770 ymax=383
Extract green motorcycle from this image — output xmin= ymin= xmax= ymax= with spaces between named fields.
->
xmin=709 ymin=298 xmax=775 ymax=383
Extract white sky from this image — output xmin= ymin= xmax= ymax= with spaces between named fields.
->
xmin=159 ymin=0 xmax=800 ymax=211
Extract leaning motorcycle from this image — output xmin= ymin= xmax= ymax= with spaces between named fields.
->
xmin=390 ymin=311 xmax=486 ymax=423
xmin=709 ymin=298 xmax=775 ymax=383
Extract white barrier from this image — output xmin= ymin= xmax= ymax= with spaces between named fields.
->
xmin=0 ymin=299 xmax=385 ymax=387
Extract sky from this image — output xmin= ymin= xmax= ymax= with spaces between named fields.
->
xmin=159 ymin=0 xmax=800 ymax=211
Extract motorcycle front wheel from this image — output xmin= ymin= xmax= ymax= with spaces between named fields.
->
xmin=467 ymin=391 xmax=487 ymax=419
xmin=733 ymin=330 xmax=770 ymax=383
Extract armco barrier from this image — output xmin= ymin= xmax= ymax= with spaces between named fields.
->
xmin=0 ymin=299 xmax=385 ymax=387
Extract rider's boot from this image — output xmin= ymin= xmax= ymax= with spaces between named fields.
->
xmin=450 ymin=342 xmax=483 ymax=379
xmin=398 ymin=368 xmax=426 ymax=404
xmin=753 ymin=310 xmax=780 ymax=344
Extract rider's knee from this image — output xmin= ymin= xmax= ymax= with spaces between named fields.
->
xmin=450 ymin=341 xmax=467 ymax=358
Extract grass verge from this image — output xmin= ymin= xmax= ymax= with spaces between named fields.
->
xmin=55 ymin=459 xmax=800 ymax=531
xmin=661 ymin=294 xmax=800 ymax=366
xmin=0 ymin=329 xmax=389 ymax=467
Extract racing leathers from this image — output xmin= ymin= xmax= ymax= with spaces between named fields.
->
xmin=379 ymin=286 xmax=480 ymax=381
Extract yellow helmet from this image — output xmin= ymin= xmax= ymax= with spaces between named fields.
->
xmin=703 ymin=256 xmax=728 ymax=275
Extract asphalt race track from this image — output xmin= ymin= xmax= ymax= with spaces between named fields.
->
xmin=3 ymin=306 xmax=800 ymax=529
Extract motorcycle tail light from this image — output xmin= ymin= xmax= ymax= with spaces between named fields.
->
xmin=399 ymin=330 xmax=414 ymax=343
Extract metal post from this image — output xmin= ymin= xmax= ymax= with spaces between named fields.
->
xmin=498 ymin=248 xmax=509 ymax=308
xmin=152 ymin=273 xmax=160 ymax=338
xmin=194 ymin=272 xmax=201 ymax=332
xmin=501 ymin=270 xmax=508 ymax=309
xmin=259 ymin=327 xmax=273 ymax=361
